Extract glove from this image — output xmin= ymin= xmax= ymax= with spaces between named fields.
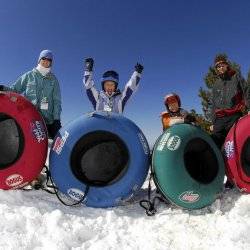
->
xmin=184 ymin=114 xmax=196 ymax=124
xmin=0 ymin=85 xmax=5 ymax=91
xmin=85 ymin=58 xmax=94 ymax=72
xmin=135 ymin=63 xmax=144 ymax=74
xmin=210 ymin=125 xmax=214 ymax=132
xmin=53 ymin=120 xmax=62 ymax=132
xmin=47 ymin=120 xmax=62 ymax=139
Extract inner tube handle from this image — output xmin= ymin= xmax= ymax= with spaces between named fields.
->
xmin=87 ymin=111 xmax=112 ymax=119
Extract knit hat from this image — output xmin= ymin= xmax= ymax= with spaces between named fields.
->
xmin=214 ymin=55 xmax=228 ymax=67
xmin=38 ymin=50 xmax=53 ymax=63
xmin=101 ymin=70 xmax=119 ymax=91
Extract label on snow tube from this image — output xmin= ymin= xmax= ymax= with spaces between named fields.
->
xmin=31 ymin=120 xmax=47 ymax=143
xmin=5 ymin=174 xmax=24 ymax=187
xmin=52 ymin=131 xmax=69 ymax=155
xmin=138 ymin=132 xmax=149 ymax=155
xmin=67 ymin=188 xmax=86 ymax=201
xmin=156 ymin=132 xmax=171 ymax=151
xmin=166 ymin=135 xmax=181 ymax=151
xmin=179 ymin=191 xmax=200 ymax=203
xmin=156 ymin=133 xmax=181 ymax=151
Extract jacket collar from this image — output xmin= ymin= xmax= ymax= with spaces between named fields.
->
xmin=100 ymin=89 xmax=121 ymax=98
xmin=33 ymin=68 xmax=53 ymax=79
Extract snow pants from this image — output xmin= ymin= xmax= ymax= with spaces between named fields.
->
xmin=211 ymin=112 xmax=242 ymax=149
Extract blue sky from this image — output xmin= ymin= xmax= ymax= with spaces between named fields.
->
xmin=1 ymin=0 xmax=250 ymax=145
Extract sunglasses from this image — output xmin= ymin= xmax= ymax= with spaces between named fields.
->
xmin=216 ymin=63 xmax=226 ymax=69
xmin=41 ymin=57 xmax=52 ymax=62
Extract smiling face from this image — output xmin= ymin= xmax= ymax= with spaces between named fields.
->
xmin=165 ymin=94 xmax=181 ymax=113
xmin=104 ymin=81 xmax=116 ymax=95
xmin=168 ymin=101 xmax=180 ymax=113
xmin=40 ymin=57 xmax=52 ymax=68
xmin=216 ymin=62 xmax=228 ymax=75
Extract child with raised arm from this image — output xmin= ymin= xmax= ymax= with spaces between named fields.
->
xmin=83 ymin=58 xmax=143 ymax=113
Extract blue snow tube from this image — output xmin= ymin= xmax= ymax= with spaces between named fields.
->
xmin=49 ymin=112 xmax=150 ymax=208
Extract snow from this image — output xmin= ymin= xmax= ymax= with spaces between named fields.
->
xmin=0 ymin=142 xmax=249 ymax=249
xmin=0 ymin=182 xmax=250 ymax=250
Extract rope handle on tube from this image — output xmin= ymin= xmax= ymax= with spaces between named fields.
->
xmin=23 ymin=165 xmax=90 ymax=207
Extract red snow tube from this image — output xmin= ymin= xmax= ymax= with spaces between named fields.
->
xmin=224 ymin=114 xmax=250 ymax=192
xmin=0 ymin=92 xmax=48 ymax=189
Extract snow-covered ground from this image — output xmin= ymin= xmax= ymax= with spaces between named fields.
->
xmin=1 ymin=143 xmax=249 ymax=249
xmin=1 ymin=181 xmax=250 ymax=250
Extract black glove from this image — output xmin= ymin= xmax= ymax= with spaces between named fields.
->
xmin=47 ymin=120 xmax=62 ymax=139
xmin=85 ymin=58 xmax=94 ymax=72
xmin=135 ymin=63 xmax=144 ymax=73
xmin=184 ymin=114 xmax=196 ymax=124
xmin=53 ymin=120 xmax=62 ymax=132
xmin=0 ymin=85 xmax=5 ymax=91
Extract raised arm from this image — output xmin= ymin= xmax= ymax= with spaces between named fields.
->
xmin=83 ymin=58 xmax=99 ymax=109
xmin=120 ymin=63 xmax=143 ymax=111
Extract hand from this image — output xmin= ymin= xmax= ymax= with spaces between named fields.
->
xmin=48 ymin=120 xmax=62 ymax=139
xmin=53 ymin=120 xmax=62 ymax=131
xmin=210 ymin=125 xmax=214 ymax=132
xmin=135 ymin=63 xmax=144 ymax=73
xmin=248 ymin=111 xmax=250 ymax=115
xmin=184 ymin=114 xmax=196 ymax=124
xmin=85 ymin=58 xmax=94 ymax=72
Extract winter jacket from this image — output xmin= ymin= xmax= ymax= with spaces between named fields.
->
xmin=211 ymin=71 xmax=250 ymax=123
xmin=4 ymin=69 xmax=61 ymax=124
xmin=83 ymin=71 xmax=141 ymax=113
xmin=161 ymin=109 xmax=188 ymax=130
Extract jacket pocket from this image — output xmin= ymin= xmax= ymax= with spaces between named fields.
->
xmin=26 ymin=81 xmax=36 ymax=95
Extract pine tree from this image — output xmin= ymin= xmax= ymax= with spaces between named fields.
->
xmin=188 ymin=108 xmax=211 ymax=133
xmin=247 ymin=68 xmax=250 ymax=84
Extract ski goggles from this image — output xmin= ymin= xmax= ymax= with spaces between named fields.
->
xmin=41 ymin=57 xmax=52 ymax=62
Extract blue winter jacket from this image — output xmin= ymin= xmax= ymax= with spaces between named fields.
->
xmin=83 ymin=71 xmax=141 ymax=113
xmin=4 ymin=68 xmax=62 ymax=124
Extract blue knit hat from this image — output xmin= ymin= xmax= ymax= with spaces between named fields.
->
xmin=38 ymin=50 xmax=53 ymax=62
xmin=101 ymin=70 xmax=119 ymax=90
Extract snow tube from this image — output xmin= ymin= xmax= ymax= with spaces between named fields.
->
xmin=224 ymin=115 xmax=250 ymax=192
xmin=0 ymin=92 xmax=48 ymax=189
xmin=152 ymin=124 xmax=224 ymax=209
xmin=49 ymin=112 xmax=150 ymax=208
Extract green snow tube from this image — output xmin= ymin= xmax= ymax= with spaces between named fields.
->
xmin=152 ymin=124 xmax=224 ymax=210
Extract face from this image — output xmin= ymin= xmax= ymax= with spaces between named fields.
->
xmin=168 ymin=101 xmax=180 ymax=113
xmin=104 ymin=81 xmax=116 ymax=95
xmin=216 ymin=63 xmax=228 ymax=75
xmin=40 ymin=57 xmax=52 ymax=68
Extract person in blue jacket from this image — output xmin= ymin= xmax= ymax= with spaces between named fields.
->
xmin=83 ymin=58 xmax=143 ymax=113
xmin=0 ymin=50 xmax=62 ymax=139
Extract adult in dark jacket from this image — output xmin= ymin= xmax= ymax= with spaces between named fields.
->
xmin=210 ymin=56 xmax=250 ymax=148
xmin=210 ymin=55 xmax=250 ymax=188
